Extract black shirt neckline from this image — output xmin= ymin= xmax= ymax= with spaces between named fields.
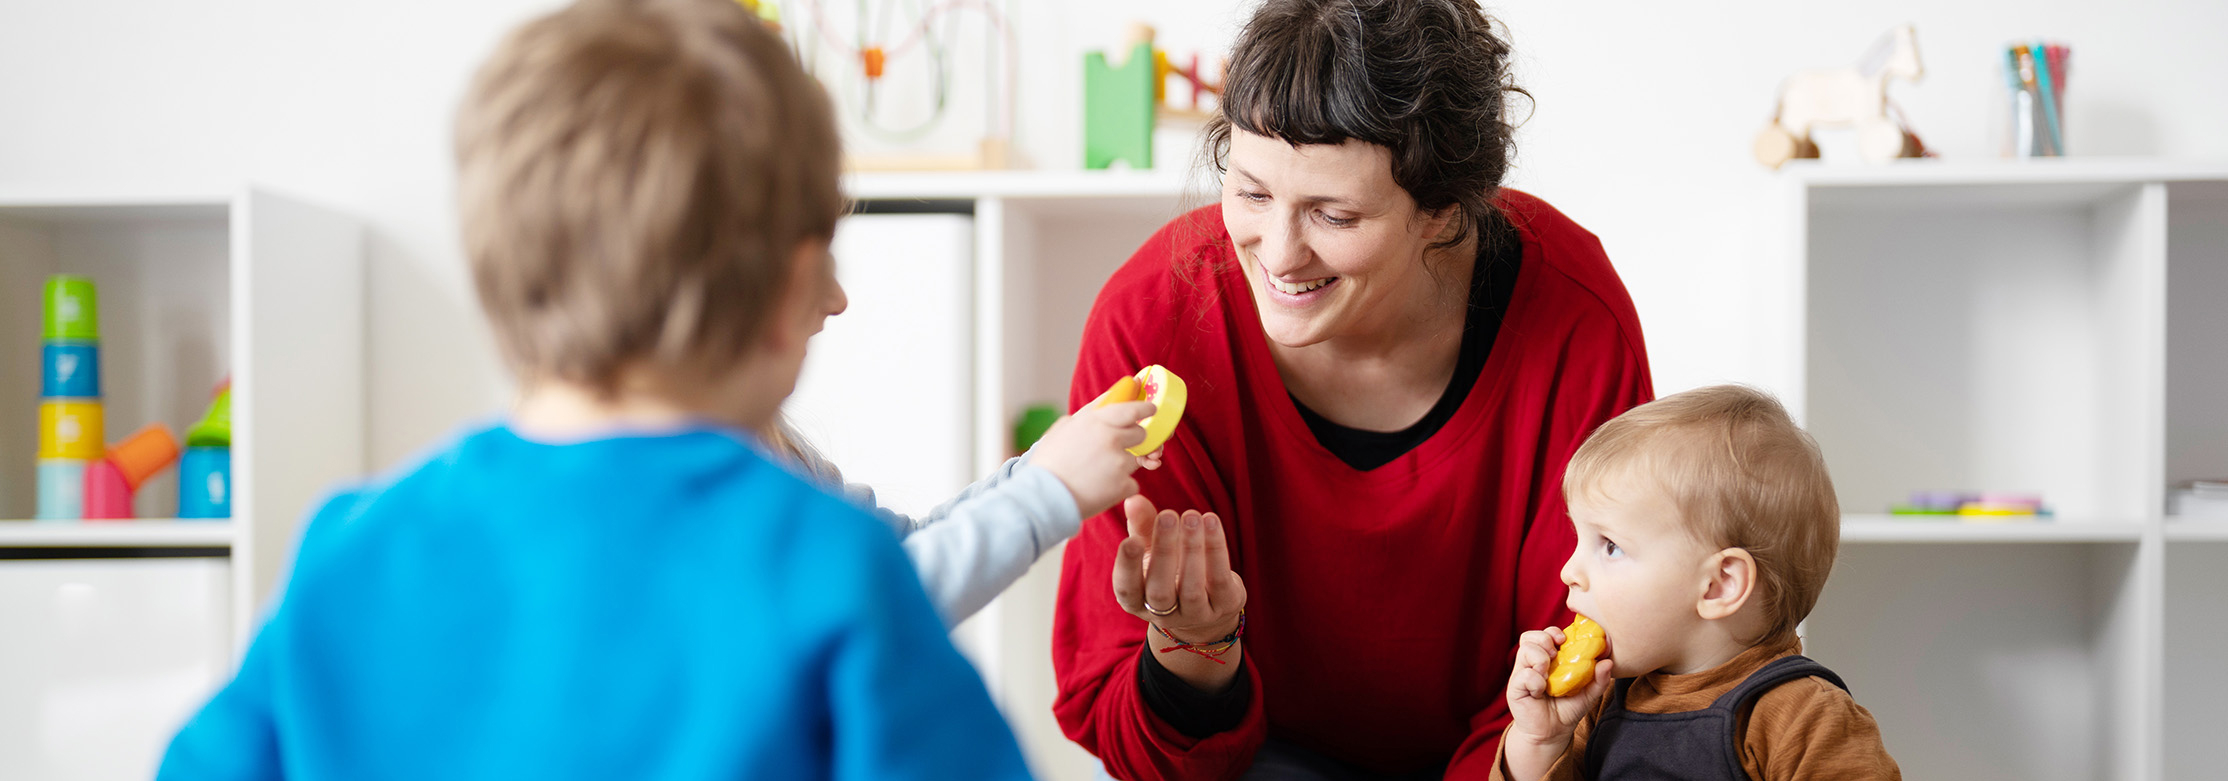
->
xmin=1289 ymin=217 xmax=1524 ymax=471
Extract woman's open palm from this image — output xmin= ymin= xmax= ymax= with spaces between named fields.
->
xmin=1110 ymin=494 xmax=1246 ymax=641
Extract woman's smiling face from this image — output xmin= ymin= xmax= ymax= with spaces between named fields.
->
xmin=1220 ymin=129 xmax=1458 ymax=349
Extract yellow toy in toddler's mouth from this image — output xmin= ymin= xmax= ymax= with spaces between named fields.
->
xmin=1547 ymin=614 xmax=1607 ymax=698
xmin=1092 ymin=365 xmax=1188 ymax=456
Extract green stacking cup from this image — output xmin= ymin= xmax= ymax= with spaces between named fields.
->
xmin=44 ymin=274 xmax=99 ymax=342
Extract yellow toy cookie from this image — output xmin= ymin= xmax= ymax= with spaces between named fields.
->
xmin=1092 ymin=365 xmax=1188 ymax=456
xmin=1547 ymin=614 xmax=1607 ymax=698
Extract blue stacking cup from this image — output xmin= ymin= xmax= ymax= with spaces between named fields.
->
xmin=41 ymin=342 xmax=100 ymax=398
xmin=178 ymin=447 xmax=232 ymax=519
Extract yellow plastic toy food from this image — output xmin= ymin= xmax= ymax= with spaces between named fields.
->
xmin=1092 ymin=365 xmax=1188 ymax=456
xmin=1547 ymin=614 xmax=1607 ymax=698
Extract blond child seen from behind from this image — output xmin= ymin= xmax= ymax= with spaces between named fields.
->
xmin=159 ymin=1 xmax=1031 ymax=778
xmin=1497 ymin=385 xmax=1900 ymax=781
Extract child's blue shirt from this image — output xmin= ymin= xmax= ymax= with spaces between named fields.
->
xmin=159 ymin=422 xmax=1032 ymax=781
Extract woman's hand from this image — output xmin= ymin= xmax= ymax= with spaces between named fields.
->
xmin=1502 ymin=625 xmax=1614 ymax=781
xmin=1110 ymin=494 xmax=1247 ymax=690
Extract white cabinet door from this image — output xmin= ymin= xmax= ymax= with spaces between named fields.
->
xmin=784 ymin=213 xmax=974 ymax=518
xmin=0 ymin=558 xmax=231 ymax=781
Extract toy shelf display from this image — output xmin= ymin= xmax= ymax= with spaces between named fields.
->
xmin=26 ymin=274 xmax=232 ymax=522
xmin=0 ymin=187 xmax=361 ymax=781
xmin=0 ymin=186 xmax=363 ymax=642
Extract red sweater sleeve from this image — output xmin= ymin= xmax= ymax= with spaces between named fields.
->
xmin=1052 ymin=214 xmax=1269 ymax=781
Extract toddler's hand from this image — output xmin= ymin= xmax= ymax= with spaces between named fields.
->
xmin=1502 ymin=625 xmax=1614 ymax=779
xmin=1032 ymin=400 xmax=1156 ymax=518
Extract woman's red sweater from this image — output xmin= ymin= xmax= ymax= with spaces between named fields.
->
xmin=1053 ymin=191 xmax=1654 ymax=780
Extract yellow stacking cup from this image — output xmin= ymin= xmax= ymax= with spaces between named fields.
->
xmin=38 ymin=400 xmax=105 ymax=460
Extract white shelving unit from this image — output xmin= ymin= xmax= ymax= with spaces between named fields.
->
xmin=0 ymin=520 xmax=237 ymax=548
xmin=843 ymin=169 xmax=1205 ymax=781
xmin=849 ymin=162 xmax=2228 ymax=781
xmin=852 ymin=163 xmax=2228 ymax=781
xmin=0 ymin=186 xmax=362 ymax=780
xmin=1779 ymin=159 xmax=2228 ymax=781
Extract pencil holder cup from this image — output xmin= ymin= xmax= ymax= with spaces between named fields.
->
xmin=2009 ymin=88 xmax=2060 ymax=158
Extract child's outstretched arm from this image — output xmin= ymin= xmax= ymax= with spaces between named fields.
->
xmin=1499 ymin=625 xmax=1615 ymax=781
xmin=803 ymin=397 xmax=1157 ymax=627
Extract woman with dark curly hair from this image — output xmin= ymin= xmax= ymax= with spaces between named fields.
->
xmin=1052 ymin=1 xmax=1654 ymax=778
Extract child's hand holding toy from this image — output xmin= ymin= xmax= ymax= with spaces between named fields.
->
xmin=1033 ymin=367 xmax=1189 ymax=518
xmin=1502 ymin=615 xmax=1615 ymax=781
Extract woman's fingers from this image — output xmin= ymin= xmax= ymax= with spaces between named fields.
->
xmin=1111 ymin=536 xmax=1148 ymax=615
xmin=1178 ymin=511 xmax=1209 ymax=616
xmin=1124 ymin=495 xmax=1157 ymax=543
xmin=1202 ymin=512 xmax=1232 ymax=575
xmin=1143 ymin=510 xmax=1184 ymax=612
xmin=1204 ymin=514 xmax=1246 ymax=611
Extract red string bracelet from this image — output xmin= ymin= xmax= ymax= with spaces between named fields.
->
xmin=1152 ymin=610 xmax=1246 ymax=665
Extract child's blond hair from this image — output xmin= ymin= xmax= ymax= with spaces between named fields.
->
xmin=1565 ymin=385 xmax=1839 ymax=644
xmin=455 ymin=0 xmax=843 ymax=395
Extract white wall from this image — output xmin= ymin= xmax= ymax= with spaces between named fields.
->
xmin=3 ymin=0 xmax=2225 ymax=772
xmin=9 ymin=1 xmax=2225 ymax=469
xmin=6 ymin=0 xmax=2225 ymax=465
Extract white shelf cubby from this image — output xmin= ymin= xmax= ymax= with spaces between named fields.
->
xmin=1783 ymin=159 xmax=2228 ymax=781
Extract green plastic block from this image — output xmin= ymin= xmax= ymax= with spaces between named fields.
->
xmin=1084 ymin=43 xmax=1156 ymax=170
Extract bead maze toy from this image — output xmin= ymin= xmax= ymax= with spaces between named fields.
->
xmin=1754 ymin=25 xmax=1931 ymax=169
xmin=781 ymin=0 xmax=1017 ymax=170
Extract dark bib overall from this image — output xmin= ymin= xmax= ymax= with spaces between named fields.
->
xmin=1581 ymin=655 xmax=1848 ymax=781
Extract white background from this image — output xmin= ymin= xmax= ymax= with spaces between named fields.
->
xmin=4 ymin=0 xmax=2224 ymax=469
xmin=4 ymin=1 xmax=2228 ymax=778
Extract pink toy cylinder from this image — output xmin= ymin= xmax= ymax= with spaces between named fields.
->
xmin=82 ymin=458 xmax=134 ymax=520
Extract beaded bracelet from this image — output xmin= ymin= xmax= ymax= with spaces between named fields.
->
xmin=1152 ymin=610 xmax=1246 ymax=665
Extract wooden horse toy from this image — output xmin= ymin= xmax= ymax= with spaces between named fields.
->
xmin=1755 ymin=24 xmax=1927 ymax=168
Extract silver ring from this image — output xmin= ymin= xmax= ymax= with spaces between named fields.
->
xmin=1143 ymin=600 xmax=1179 ymax=616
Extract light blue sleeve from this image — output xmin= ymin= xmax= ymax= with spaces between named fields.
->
xmin=838 ymin=454 xmax=1084 ymax=628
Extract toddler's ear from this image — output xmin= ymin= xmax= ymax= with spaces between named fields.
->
xmin=1696 ymin=548 xmax=1757 ymax=621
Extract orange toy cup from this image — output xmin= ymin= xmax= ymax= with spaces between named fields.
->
xmin=108 ymin=424 xmax=182 ymax=490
